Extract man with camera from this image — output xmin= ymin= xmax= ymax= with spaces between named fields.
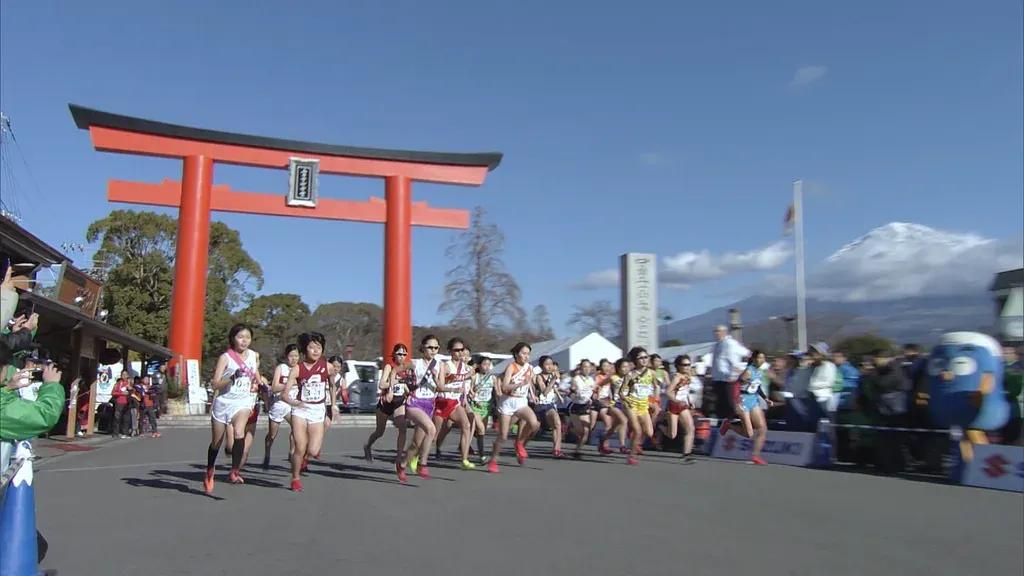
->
xmin=0 ymin=349 xmax=65 ymax=442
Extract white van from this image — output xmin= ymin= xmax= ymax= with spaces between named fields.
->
xmin=340 ymin=360 xmax=380 ymax=414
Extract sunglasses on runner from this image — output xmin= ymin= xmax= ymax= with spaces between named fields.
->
xmin=425 ymin=346 xmax=440 ymax=350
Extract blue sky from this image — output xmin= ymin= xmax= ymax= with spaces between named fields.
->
xmin=2 ymin=0 xmax=1022 ymax=335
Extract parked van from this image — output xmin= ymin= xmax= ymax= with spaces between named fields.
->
xmin=340 ymin=360 xmax=380 ymax=414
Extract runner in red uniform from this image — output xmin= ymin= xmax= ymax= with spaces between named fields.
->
xmin=282 ymin=332 xmax=335 ymax=492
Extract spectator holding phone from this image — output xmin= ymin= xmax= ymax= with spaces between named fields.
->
xmin=0 ymin=347 xmax=65 ymax=441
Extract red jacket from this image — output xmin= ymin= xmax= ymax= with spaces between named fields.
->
xmin=112 ymin=380 xmax=131 ymax=406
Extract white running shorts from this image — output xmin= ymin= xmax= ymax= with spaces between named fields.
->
xmin=211 ymin=395 xmax=255 ymax=425
xmin=497 ymin=396 xmax=529 ymax=416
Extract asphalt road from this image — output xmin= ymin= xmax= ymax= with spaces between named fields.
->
xmin=31 ymin=427 xmax=1024 ymax=576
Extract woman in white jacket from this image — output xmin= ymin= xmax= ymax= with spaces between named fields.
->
xmin=807 ymin=342 xmax=837 ymax=413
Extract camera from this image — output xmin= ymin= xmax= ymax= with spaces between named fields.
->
xmin=30 ymin=369 xmax=44 ymax=381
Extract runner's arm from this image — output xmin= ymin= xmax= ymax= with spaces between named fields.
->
xmin=282 ymin=366 xmax=301 ymax=406
xmin=211 ymin=354 xmax=232 ymax=391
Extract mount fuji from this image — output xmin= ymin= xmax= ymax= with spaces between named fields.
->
xmin=658 ymin=222 xmax=1020 ymax=348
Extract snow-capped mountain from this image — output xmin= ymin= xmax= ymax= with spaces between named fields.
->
xmin=826 ymin=222 xmax=990 ymax=264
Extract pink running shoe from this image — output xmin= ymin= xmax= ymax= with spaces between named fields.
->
xmin=290 ymin=479 xmax=303 ymax=492
xmin=626 ymin=456 xmax=639 ymax=466
xmin=418 ymin=466 xmax=432 ymax=480
xmin=751 ymin=456 xmax=767 ymax=465
xmin=487 ymin=460 xmax=500 ymax=474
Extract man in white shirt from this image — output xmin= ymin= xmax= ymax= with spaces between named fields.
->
xmin=807 ymin=342 xmax=837 ymax=413
xmin=710 ymin=325 xmax=750 ymax=421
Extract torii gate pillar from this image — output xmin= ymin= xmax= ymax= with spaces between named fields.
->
xmin=169 ymin=155 xmax=214 ymax=361
xmin=384 ymin=175 xmax=413 ymax=360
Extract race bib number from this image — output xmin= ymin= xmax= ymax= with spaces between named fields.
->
xmin=301 ymin=376 xmax=326 ymax=403
xmin=390 ymin=383 xmax=404 ymax=395
xmin=231 ymin=377 xmax=253 ymax=396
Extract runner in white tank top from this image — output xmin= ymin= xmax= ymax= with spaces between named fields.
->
xmin=487 ymin=342 xmax=542 ymax=474
xmin=262 ymin=344 xmax=300 ymax=470
xmin=402 ymin=335 xmax=445 ymax=479
xmin=432 ymin=338 xmax=476 ymax=470
xmin=204 ymin=324 xmax=267 ymax=495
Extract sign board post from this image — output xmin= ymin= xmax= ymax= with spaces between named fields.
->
xmin=620 ymin=253 xmax=658 ymax=353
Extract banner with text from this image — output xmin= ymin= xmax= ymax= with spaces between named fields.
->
xmin=960 ymin=444 xmax=1024 ymax=493
xmin=710 ymin=430 xmax=817 ymax=467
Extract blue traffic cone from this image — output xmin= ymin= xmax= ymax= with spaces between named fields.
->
xmin=0 ymin=442 xmax=40 ymax=576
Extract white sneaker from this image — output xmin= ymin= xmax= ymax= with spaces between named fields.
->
xmin=119 ymin=435 xmax=128 ymax=439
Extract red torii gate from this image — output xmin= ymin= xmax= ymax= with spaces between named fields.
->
xmin=70 ymin=104 xmax=501 ymax=365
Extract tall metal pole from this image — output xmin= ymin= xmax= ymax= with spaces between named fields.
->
xmin=794 ymin=180 xmax=808 ymax=352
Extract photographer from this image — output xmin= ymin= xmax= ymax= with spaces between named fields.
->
xmin=0 ymin=346 xmax=65 ymax=441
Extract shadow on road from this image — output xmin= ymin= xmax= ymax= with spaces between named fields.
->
xmin=122 ymin=474 xmax=225 ymax=500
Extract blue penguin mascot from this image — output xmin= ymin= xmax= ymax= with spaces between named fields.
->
xmin=928 ymin=331 xmax=1010 ymax=461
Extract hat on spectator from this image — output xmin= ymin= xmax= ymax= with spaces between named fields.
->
xmin=809 ymin=342 xmax=830 ymax=355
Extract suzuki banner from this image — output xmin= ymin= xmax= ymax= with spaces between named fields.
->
xmin=960 ymin=444 xmax=1024 ymax=493
xmin=710 ymin=430 xmax=817 ymax=467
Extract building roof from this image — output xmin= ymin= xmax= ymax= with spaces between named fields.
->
xmin=23 ymin=289 xmax=173 ymax=360
xmin=70 ymin=104 xmax=503 ymax=171
xmin=0 ymin=215 xmax=71 ymax=266
xmin=991 ymin=268 xmax=1024 ymax=292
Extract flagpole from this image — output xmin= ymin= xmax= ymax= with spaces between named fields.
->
xmin=794 ymin=179 xmax=808 ymax=352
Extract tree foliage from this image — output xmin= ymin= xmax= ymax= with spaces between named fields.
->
xmin=531 ymin=305 xmax=554 ymax=340
xmin=567 ymin=300 xmax=619 ymax=336
xmin=661 ymin=339 xmax=684 ymax=348
xmin=86 ymin=210 xmax=264 ymax=369
xmin=438 ymin=207 xmax=525 ymax=332
xmin=833 ymin=334 xmax=896 ymax=364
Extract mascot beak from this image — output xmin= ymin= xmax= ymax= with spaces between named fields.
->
xmin=941 ymin=371 xmax=954 ymax=382
xmin=979 ymin=372 xmax=994 ymax=395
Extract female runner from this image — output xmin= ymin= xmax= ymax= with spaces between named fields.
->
xmin=403 ymin=335 xmax=444 ymax=479
xmin=596 ymin=359 xmax=629 ymax=454
xmin=662 ymin=355 xmax=696 ymax=461
xmin=618 ymin=347 xmax=657 ymax=465
xmin=721 ymin=350 xmax=772 ymax=465
xmin=648 ymin=353 xmax=669 ymax=425
xmin=567 ymin=359 xmax=597 ymax=458
xmin=487 ymin=342 xmax=541 ymax=473
xmin=432 ymin=338 xmax=475 ymax=469
xmin=466 ymin=355 xmax=497 ymax=463
xmin=262 ymin=344 xmax=299 ymax=470
xmin=364 ymin=343 xmax=414 ymax=482
xmin=281 ymin=332 xmax=335 ymax=492
xmin=532 ymin=355 xmax=564 ymax=458
xmin=204 ymin=323 xmax=265 ymax=494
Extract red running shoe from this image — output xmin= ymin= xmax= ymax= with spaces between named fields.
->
xmin=290 ymin=479 xmax=303 ymax=492
xmin=203 ymin=467 xmax=215 ymax=494
xmin=396 ymin=462 xmax=408 ymax=483
xmin=626 ymin=456 xmax=639 ymax=466
xmin=751 ymin=456 xmax=767 ymax=465
xmin=599 ymin=444 xmax=613 ymax=455
xmin=636 ymin=445 xmax=645 ymax=455
xmin=719 ymin=418 xmax=731 ymax=436
xmin=487 ymin=459 xmax=500 ymax=474
xmin=553 ymin=450 xmax=565 ymax=459
xmin=418 ymin=466 xmax=432 ymax=480
xmin=228 ymin=469 xmax=245 ymax=484
xmin=515 ymin=441 xmax=528 ymax=460
xmin=618 ymin=446 xmax=630 ymax=455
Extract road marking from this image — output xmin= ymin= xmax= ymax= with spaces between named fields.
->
xmin=36 ymin=450 xmax=365 ymax=474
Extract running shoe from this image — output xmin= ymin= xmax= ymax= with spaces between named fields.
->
xmin=203 ymin=467 xmax=215 ymax=494
xmin=487 ymin=459 xmax=500 ymax=474
xmin=572 ymin=450 xmax=583 ymax=460
xmin=626 ymin=456 xmax=639 ymax=466
xmin=408 ymin=455 xmax=419 ymax=474
xmin=515 ymin=441 xmax=528 ymax=460
xmin=598 ymin=444 xmax=613 ymax=455
xmin=636 ymin=445 xmax=645 ymax=455
xmin=151 ymin=432 xmax=161 ymax=438
xmin=751 ymin=456 xmax=767 ymax=465
xmin=553 ymin=450 xmax=565 ymax=459
xmin=228 ymin=470 xmax=245 ymax=484
xmin=417 ymin=466 xmax=432 ymax=480
xmin=396 ymin=462 xmax=408 ymax=483
xmin=718 ymin=418 xmax=731 ymax=436
xmin=461 ymin=459 xmax=476 ymax=470
xmin=290 ymin=479 xmax=303 ymax=492
xmin=681 ymin=453 xmax=697 ymax=464
xmin=618 ymin=446 xmax=630 ymax=455
xmin=364 ymin=444 xmax=373 ymax=462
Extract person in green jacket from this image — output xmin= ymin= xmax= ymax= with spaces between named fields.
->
xmin=1 ymin=358 xmax=65 ymax=441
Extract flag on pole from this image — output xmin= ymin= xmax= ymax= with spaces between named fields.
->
xmin=783 ymin=204 xmax=795 ymax=236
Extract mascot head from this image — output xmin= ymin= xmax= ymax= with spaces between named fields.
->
xmin=928 ymin=331 xmax=1008 ymax=431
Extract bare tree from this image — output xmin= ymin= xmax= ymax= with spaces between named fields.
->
xmin=531 ymin=304 xmax=554 ymax=339
xmin=438 ymin=207 xmax=526 ymax=332
xmin=567 ymin=300 xmax=619 ymax=336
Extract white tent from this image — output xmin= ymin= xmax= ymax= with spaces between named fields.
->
xmin=494 ymin=332 xmax=622 ymax=373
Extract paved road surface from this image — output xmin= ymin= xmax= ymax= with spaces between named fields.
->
xmin=32 ymin=428 xmax=1024 ymax=576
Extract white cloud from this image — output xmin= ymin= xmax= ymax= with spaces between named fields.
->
xmin=572 ymin=241 xmax=792 ymax=290
xmin=811 ymin=223 xmax=1023 ymax=301
xmin=639 ymin=152 xmax=666 ymax=166
xmin=662 ymin=241 xmax=792 ymax=286
xmin=572 ymin=268 xmax=619 ymax=290
xmin=789 ymin=65 xmax=828 ymax=88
